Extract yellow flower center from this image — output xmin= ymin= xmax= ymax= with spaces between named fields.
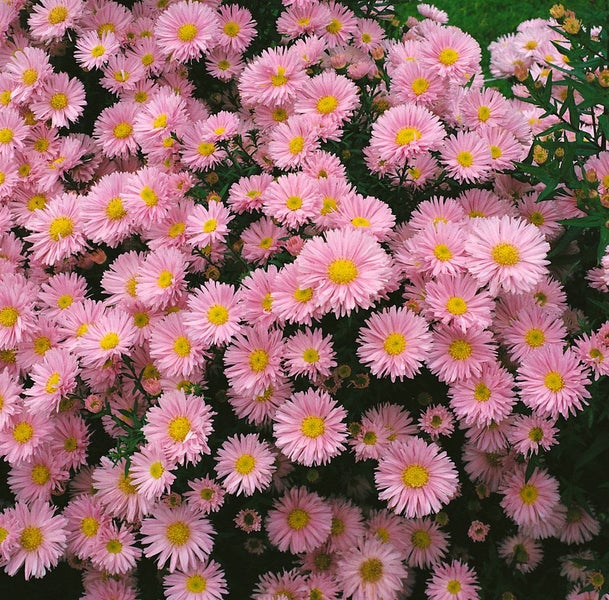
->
xmin=351 ymin=216 xmax=370 ymax=228
xmin=316 ymin=95 xmax=339 ymax=114
xmin=22 ymin=68 xmax=38 ymax=86
xmin=301 ymin=416 xmax=325 ymax=438
xmin=363 ymin=431 xmax=377 ymax=445
xmin=491 ymin=243 xmax=519 ymax=266
xmin=168 ymin=416 xmax=191 ymax=442
xmin=286 ymin=196 xmax=302 ymax=210
xmin=80 ymin=516 xmax=99 ymax=537
xmin=113 ymin=70 xmax=130 ymax=83
xmin=91 ymin=44 xmax=105 ymax=57
xmin=173 ymin=336 xmax=191 ymax=357
xmin=106 ymin=197 xmax=127 ymax=220
xmin=525 ymin=328 xmax=545 ymax=348
xmin=28 ymin=194 xmax=47 ymax=210
xmin=395 ymin=127 xmax=421 ymax=146
xmin=439 ymin=48 xmax=459 ymax=66
xmin=544 ymin=371 xmax=564 ymax=392
xmin=448 ymin=339 xmax=472 ymax=360
xmin=287 ymin=508 xmax=310 ymax=530
xmin=412 ymin=529 xmax=431 ymax=549
xmin=235 ymin=454 xmax=256 ymax=475
xmin=0 ymin=128 xmax=13 ymax=144
xmin=45 ymin=372 xmax=61 ymax=394
xmin=13 ymin=421 xmax=34 ymax=444
xmin=411 ymin=77 xmax=430 ymax=95
xmin=168 ymin=222 xmax=185 ymax=238
xmin=198 ymin=141 xmax=215 ymax=156
xmin=490 ymin=145 xmax=502 ymax=159
xmin=473 ymin=382 xmax=491 ymax=402
xmin=402 ymin=464 xmax=430 ymax=488
xmin=270 ymin=66 xmax=288 ymax=87
xmin=326 ymin=18 xmax=342 ymax=34
xmin=447 ymin=579 xmax=462 ymax=594
xmin=530 ymin=211 xmax=545 ymax=226
xmin=331 ymin=517 xmax=344 ymax=535
xmin=293 ymin=287 xmax=313 ymax=302
xmin=383 ymin=332 xmax=406 ymax=356
xmin=249 ymin=349 xmax=269 ymax=372
xmin=359 ymin=558 xmax=383 ymax=583
xmin=519 ymin=483 xmax=539 ymax=505
xmin=446 ymin=297 xmax=467 ymax=315
xmin=48 ymin=216 xmax=74 ymax=241
xmin=64 ymin=436 xmax=77 ymax=451
xmin=288 ymin=136 xmax=304 ymax=155
xmin=106 ymin=539 xmax=122 ymax=554
xmin=207 ymin=304 xmax=229 ymax=326
xmin=50 ymin=93 xmax=68 ymax=110
xmin=157 ymin=270 xmax=173 ymax=288
xmin=302 ymin=348 xmax=320 ymax=363
xmin=20 ymin=526 xmax=43 ymax=551
xmin=327 ymin=258 xmax=358 ymax=284
xmin=186 ymin=575 xmax=207 ymax=593
xmin=48 ymin=5 xmax=68 ymax=25
xmin=177 ymin=23 xmax=198 ymax=42
xmin=261 ymin=293 xmax=273 ymax=311
xmin=31 ymin=464 xmax=50 ymax=485
xmin=456 ymin=151 xmax=473 ymax=167
xmin=528 ymin=427 xmax=544 ymax=442
xmin=258 ymin=236 xmax=273 ymax=249
xmin=99 ymin=332 xmax=119 ymax=350
xmin=203 ymin=218 xmax=217 ymax=233
xmin=477 ymin=106 xmax=491 ymax=122
xmin=321 ymin=197 xmax=337 ymax=215
xmin=56 ymin=294 xmax=73 ymax=309
xmin=0 ymin=307 xmax=19 ymax=328
xmin=166 ymin=521 xmax=190 ymax=546
xmin=113 ymin=122 xmax=132 ymax=139
xmin=140 ymin=186 xmax=158 ymax=206
xmin=433 ymin=244 xmax=453 ymax=261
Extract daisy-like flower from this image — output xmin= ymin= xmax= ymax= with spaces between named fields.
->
xmin=273 ymin=389 xmax=348 ymax=466
xmin=283 ymin=328 xmax=337 ymax=380
xmin=0 ymin=367 xmax=22 ymax=430
xmin=25 ymin=193 xmax=87 ymax=266
xmin=403 ymin=517 xmax=449 ymax=568
xmin=186 ymin=201 xmax=234 ymax=249
xmin=184 ymin=280 xmax=241 ymax=347
xmin=440 ymin=131 xmax=493 ymax=184
xmin=49 ymin=413 xmax=89 ymax=471
xmin=498 ymin=534 xmax=543 ymax=573
xmin=155 ymin=1 xmax=219 ymax=63
xmin=223 ymin=325 xmax=285 ymax=397
xmin=336 ymin=536 xmax=408 ymax=600
xmin=214 ymin=433 xmax=276 ymax=496
xmin=357 ymin=306 xmax=432 ymax=382
xmin=328 ymin=193 xmax=396 ymax=242
xmin=227 ymin=173 xmax=273 ymax=214
xmin=448 ymin=361 xmax=517 ymax=427
xmin=0 ymin=106 xmax=28 ymax=159
xmin=272 ymin=262 xmax=320 ymax=327
xmin=266 ymin=486 xmax=332 ymax=554
xmin=93 ymin=101 xmax=139 ymax=159
xmin=500 ymin=465 xmax=560 ymax=528
xmin=30 ymin=72 xmax=86 ymax=128
xmin=91 ymin=522 xmax=141 ymax=575
xmin=74 ymin=30 xmax=119 ymax=70
xmin=77 ymin=308 xmax=136 ymax=369
xmin=424 ymin=273 xmax=494 ymax=333
xmin=294 ymin=228 xmax=393 ymax=317
xmin=507 ymin=413 xmax=558 ymax=457
xmin=234 ymin=508 xmax=262 ymax=533
xmin=268 ymin=115 xmax=321 ymax=169
xmin=142 ymin=390 xmax=215 ymax=466
xmin=375 ymin=436 xmax=459 ymax=518
xmin=137 ymin=248 xmax=188 ymax=310
xmin=241 ymin=217 xmax=289 ymax=266
xmin=63 ymin=495 xmax=111 ymax=560
xmin=392 ymin=61 xmax=448 ymax=107
xmin=180 ymin=120 xmax=227 ymax=172
xmin=8 ymin=451 xmax=69 ymax=504
xmin=185 ymin=476 xmax=226 ymax=515
xmin=466 ymin=215 xmax=550 ymax=296
xmin=27 ymin=0 xmax=83 ymax=41
xmin=368 ymin=103 xmax=446 ymax=166
xmin=426 ymin=559 xmax=480 ymax=600
xmin=5 ymin=47 xmax=53 ymax=103
xmin=427 ymin=324 xmax=496 ymax=384
xmin=5 ymin=501 xmax=67 ymax=580
xmin=140 ymin=503 xmax=215 ymax=573
xmin=124 ymin=165 xmax=173 ymax=226
xmin=238 ymin=46 xmax=308 ymax=108
xmin=254 ymin=569 xmax=308 ymax=599
xmin=130 ymin=444 xmax=177 ymax=501
xmin=419 ymin=405 xmax=455 ymax=439
xmin=0 ymin=409 xmax=54 ymax=465
xmin=228 ymin=376 xmax=293 ymax=427
xmin=0 ymin=273 xmax=36 ymax=350
xmin=325 ymin=498 xmax=365 ymax=553
xmin=163 ymin=560 xmax=228 ymax=600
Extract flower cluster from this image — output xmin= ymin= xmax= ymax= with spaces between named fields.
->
xmin=0 ymin=0 xmax=607 ymax=599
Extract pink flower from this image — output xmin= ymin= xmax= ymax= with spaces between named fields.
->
xmin=5 ymin=501 xmax=67 ymax=579
xmin=216 ymin=4 xmax=256 ymax=52
xmin=140 ymin=503 xmax=215 ymax=573
xmin=130 ymin=444 xmax=177 ymax=501
xmin=283 ymin=328 xmax=337 ymax=380
xmin=0 ymin=273 xmax=37 ymax=349
xmin=266 ymin=486 xmax=332 ymax=554
xmin=498 ymin=534 xmax=543 ymax=573
xmin=268 ymin=114 xmax=321 ymax=169
xmin=63 ymin=495 xmax=111 ymax=560
xmin=441 ymin=130 xmax=493 ymax=183
xmin=93 ymin=101 xmax=139 ymax=158
xmin=357 ymin=306 xmax=432 ymax=382
xmin=295 ymin=228 xmax=393 ymax=317
xmin=8 ymin=451 xmax=69 ymax=504
xmin=273 ymin=389 xmax=347 ymax=466
xmin=263 ymin=172 xmax=322 ymax=229
xmin=426 ymin=559 xmax=480 ymax=600
xmin=214 ymin=433 xmax=276 ymax=496
xmin=27 ymin=0 xmax=83 ymax=41
xmin=0 ymin=409 xmax=54 ymax=465
xmin=91 ymin=523 xmax=141 ymax=575
xmin=336 ymin=536 xmax=408 ymax=600
xmin=30 ymin=72 xmax=86 ymax=128
xmin=155 ymin=1 xmax=220 ymax=63
xmin=375 ymin=436 xmax=459 ymax=518
xmin=403 ymin=517 xmax=450 ymax=568
xmin=465 ymin=215 xmax=550 ymax=295
xmin=163 ymin=560 xmax=228 ymax=600
xmin=142 ymin=390 xmax=215 ymax=466
xmin=186 ymin=201 xmax=234 ymax=248
xmin=137 ymin=248 xmax=188 ymax=310
xmin=185 ymin=476 xmax=226 ymax=515
xmin=516 ymin=345 xmax=592 ymax=419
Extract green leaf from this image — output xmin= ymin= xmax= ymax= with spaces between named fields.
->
xmin=560 ymin=215 xmax=605 ymax=227
xmin=574 ymin=436 xmax=609 ymax=470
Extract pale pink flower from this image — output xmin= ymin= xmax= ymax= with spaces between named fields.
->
xmin=74 ymin=30 xmax=119 ymax=70
xmin=184 ymin=476 xmax=226 ymax=515
xmin=227 ymin=173 xmax=273 ymax=214
xmin=8 ymin=450 xmax=69 ymax=504
xmin=91 ymin=522 xmax=141 ymax=575
xmin=137 ymin=248 xmax=188 ymax=310
xmin=27 ymin=0 xmax=83 ymax=41
xmin=49 ymin=413 xmax=89 ymax=470
xmin=186 ymin=201 xmax=234 ymax=248
xmin=375 ymin=437 xmax=459 ymax=518
xmin=283 ymin=328 xmax=337 ymax=380
xmin=268 ymin=114 xmax=321 ymax=169
xmin=328 ymin=193 xmax=396 ymax=242
xmin=30 ymin=72 xmax=86 ymax=128
xmin=272 ymin=262 xmax=320 ymax=326
xmin=0 ymin=367 xmax=22 ymax=430
xmin=227 ymin=376 xmax=293 ymax=427
xmin=63 ymin=495 xmax=111 ymax=560
xmin=441 ymin=130 xmax=493 ymax=183
xmin=130 ymin=444 xmax=177 ymax=501
xmin=0 ymin=409 xmax=54 ymax=465
xmin=426 ymin=559 xmax=480 ymax=600
xmin=5 ymin=47 xmax=53 ymax=103
xmin=266 ymin=486 xmax=332 ymax=554
xmin=124 ymin=165 xmax=173 ymax=226
xmin=273 ymin=389 xmax=347 ymax=466
xmin=214 ymin=433 xmax=276 ymax=496
xmin=419 ymin=405 xmax=455 ymax=439
xmin=93 ymin=101 xmax=139 ymax=158
xmin=403 ymin=517 xmax=449 ymax=568
xmin=0 ymin=273 xmax=37 ymax=349
xmin=240 ymin=217 xmax=288 ymax=265
xmin=163 ymin=560 xmax=228 ymax=600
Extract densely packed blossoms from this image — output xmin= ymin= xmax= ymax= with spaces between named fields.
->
xmin=0 ymin=0 xmax=607 ymax=598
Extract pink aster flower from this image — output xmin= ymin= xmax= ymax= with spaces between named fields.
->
xmin=368 ymin=103 xmax=446 ymax=166
xmin=423 ymin=273 xmax=494 ymax=333
xmin=30 ymin=72 xmax=86 ymax=128
xmin=336 ymin=536 xmax=408 ymax=600
xmin=498 ymin=534 xmax=543 ymax=573
xmin=234 ymin=508 xmax=262 ymax=533
xmin=268 ymin=114 xmax=321 ymax=169
xmin=214 ymin=433 xmax=276 ymax=496
xmin=403 ymin=517 xmax=450 ymax=568
xmin=49 ymin=413 xmax=89 ymax=471
xmin=93 ymin=101 xmax=140 ymax=159
xmin=266 ymin=486 xmax=332 ymax=554
xmin=273 ymin=389 xmax=348 ymax=466
xmin=91 ymin=522 xmax=141 ymax=575
xmin=0 ymin=367 xmax=22 ymax=430
xmin=140 ymin=503 xmax=215 ymax=573
xmin=0 ymin=409 xmax=54 ymax=465
xmin=328 ymin=193 xmax=396 ymax=242
xmin=440 ymin=131 xmax=493 ymax=184
xmin=186 ymin=201 xmax=234 ymax=248
xmin=223 ymin=325 xmax=285 ymax=397
xmin=27 ymin=0 xmax=83 ymax=41
xmin=5 ymin=501 xmax=67 ymax=580
xmin=419 ymin=405 xmax=455 ymax=440
xmin=325 ymin=498 xmax=365 ymax=553
xmin=137 ymin=248 xmax=188 ymax=310
xmin=357 ymin=306 xmax=432 ymax=382
xmin=142 ymin=389 xmax=215 ymax=466
xmin=294 ymin=228 xmax=393 ymax=317
xmin=124 ymin=166 xmax=173 ymax=226
xmin=155 ymin=1 xmax=219 ymax=63
xmin=507 ymin=413 xmax=558 ymax=457
xmin=129 ymin=444 xmax=177 ymax=501
xmin=8 ymin=451 xmax=69 ymax=504
xmin=227 ymin=173 xmax=273 ymax=214
xmin=254 ymin=569 xmax=308 ymax=599
xmin=238 ymin=265 xmax=281 ymax=330
xmin=163 ymin=560 xmax=228 ymax=600
xmin=0 ymin=273 xmax=37 ymax=349
xmin=392 ymin=61 xmax=448 ymax=107
xmin=25 ymin=193 xmax=87 ymax=266
xmin=375 ymin=436 xmax=459 ymax=518
xmin=5 ymin=47 xmax=53 ymax=103
xmin=63 ymin=495 xmax=111 ymax=560
xmin=184 ymin=476 xmax=226 ymax=515
xmin=283 ymin=328 xmax=337 ymax=381
xmin=426 ymin=559 xmax=480 ymax=600
xmin=516 ymin=345 xmax=592 ymax=419
xmin=465 ymin=215 xmax=550 ymax=296
xmin=74 ymin=30 xmax=119 ymax=70
xmin=0 ymin=106 xmax=28 ymax=159
xmin=227 ymin=376 xmax=293 ymax=427
xmin=467 ymin=520 xmax=490 ymax=542
xmin=500 ymin=465 xmax=560 ymax=528
xmin=263 ymin=172 xmax=322 ymax=229
xmin=448 ymin=361 xmax=517 ymax=428
xmin=238 ymin=46 xmax=310 ymax=108
xmin=272 ymin=262 xmax=320 ymax=327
